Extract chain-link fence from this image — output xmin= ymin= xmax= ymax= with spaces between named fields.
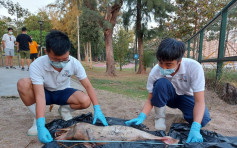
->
xmin=186 ymin=0 xmax=237 ymax=104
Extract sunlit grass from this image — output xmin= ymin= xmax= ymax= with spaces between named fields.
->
xmin=205 ymin=68 xmax=237 ymax=87
xmin=77 ymin=61 xmax=149 ymax=99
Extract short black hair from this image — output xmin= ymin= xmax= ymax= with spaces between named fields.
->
xmin=156 ymin=38 xmax=186 ymax=62
xmin=46 ymin=30 xmax=71 ymax=56
xmin=8 ymin=28 xmax=13 ymax=31
xmin=22 ymin=27 xmax=27 ymax=32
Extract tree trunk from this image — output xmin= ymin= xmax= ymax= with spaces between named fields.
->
xmin=120 ymin=59 xmax=122 ymax=71
xmin=83 ymin=0 xmax=123 ymax=76
xmin=84 ymin=43 xmax=89 ymax=64
xmin=94 ymin=44 xmax=98 ymax=62
xmin=77 ymin=16 xmax=81 ymax=61
xmin=84 ymin=43 xmax=88 ymax=62
xmin=94 ymin=56 xmax=98 ymax=62
xmin=83 ymin=43 xmax=88 ymax=64
xmin=136 ymin=0 xmax=146 ymax=74
xmin=104 ymin=30 xmax=116 ymax=76
xmin=89 ymin=41 xmax=92 ymax=69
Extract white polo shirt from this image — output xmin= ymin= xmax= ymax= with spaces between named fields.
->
xmin=29 ymin=55 xmax=87 ymax=91
xmin=2 ymin=33 xmax=16 ymax=49
xmin=147 ymin=58 xmax=205 ymax=96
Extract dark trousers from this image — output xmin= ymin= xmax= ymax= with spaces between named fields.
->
xmin=151 ymin=78 xmax=211 ymax=127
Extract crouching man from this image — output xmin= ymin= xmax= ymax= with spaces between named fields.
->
xmin=125 ymin=38 xmax=211 ymax=143
xmin=17 ymin=30 xmax=108 ymax=144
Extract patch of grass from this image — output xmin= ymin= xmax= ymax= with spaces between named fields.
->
xmin=77 ymin=62 xmax=149 ymax=99
xmin=90 ymin=78 xmax=147 ymax=99
xmin=205 ymin=69 xmax=237 ymax=87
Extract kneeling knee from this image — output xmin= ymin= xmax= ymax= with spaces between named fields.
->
xmin=80 ymin=95 xmax=91 ymax=109
xmin=154 ymin=78 xmax=171 ymax=88
xmin=17 ymin=78 xmax=32 ymax=92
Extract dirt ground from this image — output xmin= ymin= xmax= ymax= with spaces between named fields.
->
xmin=0 ymin=88 xmax=236 ymax=148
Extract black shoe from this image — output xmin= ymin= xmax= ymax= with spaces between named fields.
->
xmin=10 ymin=66 xmax=16 ymax=69
xmin=21 ymin=67 xmax=25 ymax=71
xmin=5 ymin=66 xmax=9 ymax=69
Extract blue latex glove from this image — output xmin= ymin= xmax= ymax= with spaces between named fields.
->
xmin=36 ymin=117 xmax=53 ymax=144
xmin=93 ymin=105 xmax=108 ymax=126
xmin=186 ymin=122 xmax=203 ymax=143
xmin=125 ymin=112 xmax=146 ymax=126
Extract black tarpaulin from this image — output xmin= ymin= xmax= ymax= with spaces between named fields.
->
xmin=43 ymin=113 xmax=237 ymax=148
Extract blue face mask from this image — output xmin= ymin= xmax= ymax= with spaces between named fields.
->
xmin=50 ymin=60 xmax=69 ymax=69
xmin=158 ymin=65 xmax=176 ymax=75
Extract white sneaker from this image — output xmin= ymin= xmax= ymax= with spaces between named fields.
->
xmin=155 ymin=117 xmax=166 ymax=131
xmin=27 ymin=118 xmax=37 ymax=136
xmin=58 ymin=105 xmax=74 ymax=121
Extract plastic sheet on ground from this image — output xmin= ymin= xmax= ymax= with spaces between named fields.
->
xmin=43 ymin=113 xmax=237 ymax=148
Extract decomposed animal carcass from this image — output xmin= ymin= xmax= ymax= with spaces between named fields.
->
xmin=55 ymin=122 xmax=179 ymax=145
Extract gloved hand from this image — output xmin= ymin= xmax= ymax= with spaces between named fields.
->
xmin=36 ymin=117 xmax=53 ymax=144
xmin=186 ymin=121 xmax=203 ymax=143
xmin=125 ymin=112 xmax=146 ymax=126
xmin=93 ymin=105 xmax=108 ymax=126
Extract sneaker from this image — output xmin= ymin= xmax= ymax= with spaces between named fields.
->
xmin=10 ymin=66 xmax=16 ymax=69
xmin=27 ymin=68 xmax=29 ymax=71
xmin=5 ymin=66 xmax=9 ymax=69
xmin=21 ymin=67 xmax=25 ymax=71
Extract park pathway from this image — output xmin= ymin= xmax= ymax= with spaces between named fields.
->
xmin=0 ymin=67 xmax=85 ymax=97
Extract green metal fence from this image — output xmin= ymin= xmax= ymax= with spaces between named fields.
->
xmin=186 ymin=0 xmax=237 ymax=84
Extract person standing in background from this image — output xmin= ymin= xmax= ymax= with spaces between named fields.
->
xmin=1 ymin=27 xmax=16 ymax=69
xmin=29 ymin=35 xmax=38 ymax=62
xmin=16 ymin=27 xmax=32 ymax=71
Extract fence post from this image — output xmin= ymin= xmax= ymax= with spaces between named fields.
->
xmin=198 ymin=31 xmax=204 ymax=63
xmin=216 ymin=9 xmax=228 ymax=80
xmin=187 ymin=40 xmax=191 ymax=58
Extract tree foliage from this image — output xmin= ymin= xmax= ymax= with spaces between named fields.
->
xmin=24 ymin=10 xmax=52 ymax=32
xmin=172 ymin=0 xmax=230 ymax=40
xmin=47 ymin=0 xmax=82 ymax=57
xmin=0 ymin=19 xmax=9 ymax=39
xmin=0 ymin=0 xmax=29 ymax=18
xmin=113 ymin=27 xmax=133 ymax=71
xmin=28 ymin=30 xmax=48 ymax=47
xmin=122 ymin=0 xmax=175 ymax=74
xmin=0 ymin=0 xmax=30 ymax=33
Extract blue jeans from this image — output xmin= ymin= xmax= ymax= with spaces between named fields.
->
xmin=151 ymin=78 xmax=211 ymax=127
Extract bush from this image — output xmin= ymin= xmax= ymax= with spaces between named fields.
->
xmin=143 ymin=50 xmax=156 ymax=69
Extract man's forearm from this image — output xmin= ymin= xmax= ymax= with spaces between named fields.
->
xmin=80 ymin=78 xmax=98 ymax=105
xmin=33 ymin=85 xmax=46 ymax=119
xmin=141 ymin=93 xmax=153 ymax=115
xmin=36 ymin=97 xmax=46 ymax=119
xmin=193 ymin=91 xmax=205 ymax=124
xmin=86 ymin=85 xmax=98 ymax=105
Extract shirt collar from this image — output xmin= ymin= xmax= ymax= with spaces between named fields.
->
xmin=175 ymin=58 xmax=186 ymax=75
xmin=43 ymin=55 xmax=55 ymax=71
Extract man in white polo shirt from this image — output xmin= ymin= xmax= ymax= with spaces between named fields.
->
xmin=17 ymin=30 xmax=108 ymax=144
xmin=2 ymin=27 xmax=16 ymax=69
xmin=125 ymin=38 xmax=211 ymax=143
